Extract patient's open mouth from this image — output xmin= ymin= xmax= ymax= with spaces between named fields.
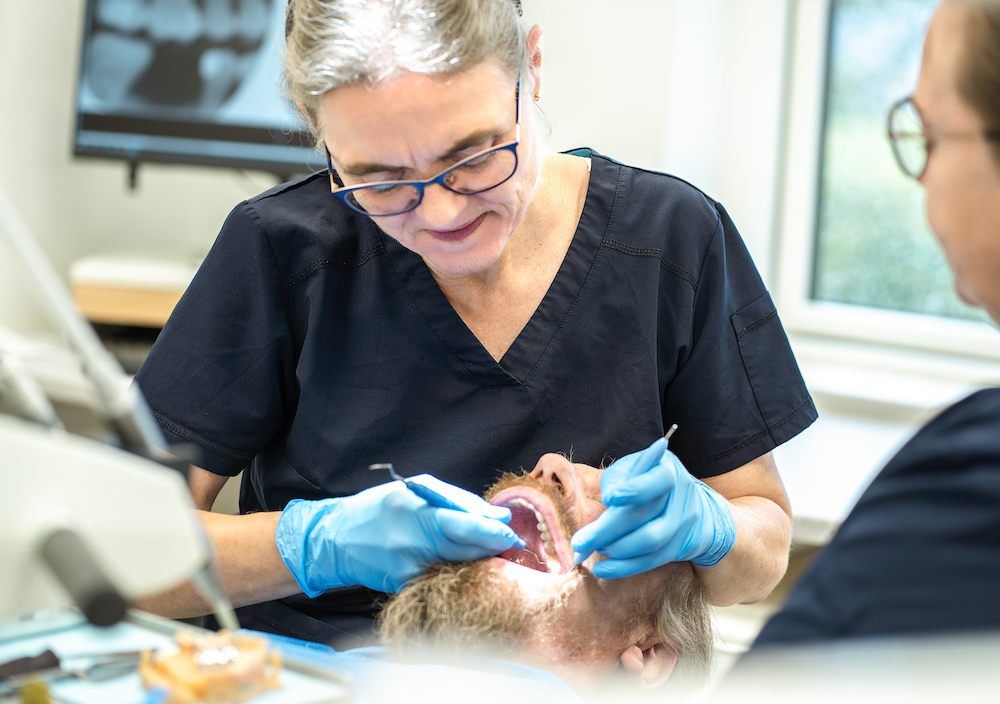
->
xmin=490 ymin=490 xmax=573 ymax=574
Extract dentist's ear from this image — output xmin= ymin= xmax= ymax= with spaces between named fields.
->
xmin=619 ymin=637 xmax=678 ymax=688
xmin=526 ymin=24 xmax=542 ymax=101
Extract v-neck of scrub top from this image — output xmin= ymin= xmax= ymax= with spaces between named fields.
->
xmin=378 ymin=151 xmax=615 ymax=388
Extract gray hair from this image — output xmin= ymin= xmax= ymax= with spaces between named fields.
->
xmin=653 ymin=567 xmax=713 ymax=689
xmin=284 ymin=0 xmax=529 ymax=146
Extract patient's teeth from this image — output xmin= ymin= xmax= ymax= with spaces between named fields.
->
xmin=503 ymin=498 xmax=560 ymax=565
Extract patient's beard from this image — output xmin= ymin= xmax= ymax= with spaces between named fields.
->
xmin=378 ymin=472 xmax=578 ymax=657
xmin=377 ymin=561 xmax=529 ymax=657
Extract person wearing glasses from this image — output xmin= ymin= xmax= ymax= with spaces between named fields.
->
xmin=752 ymin=0 xmax=1000 ymax=647
xmin=133 ymin=0 xmax=816 ymax=650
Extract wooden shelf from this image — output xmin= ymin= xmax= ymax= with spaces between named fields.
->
xmin=69 ymin=254 xmax=199 ymax=328
xmin=72 ymin=284 xmax=183 ymax=328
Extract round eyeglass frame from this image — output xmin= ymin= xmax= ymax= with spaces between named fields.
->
xmin=325 ymin=137 xmax=519 ymax=217
xmin=887 ymin=95 xmax=1000 ymax=180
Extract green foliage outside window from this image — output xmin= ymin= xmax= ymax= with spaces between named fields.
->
xmin=812 ymin=0 xmax=990 ymax=323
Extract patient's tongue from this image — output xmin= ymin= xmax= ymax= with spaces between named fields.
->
xmin=501 ymin=505 xmax=548 ymax=571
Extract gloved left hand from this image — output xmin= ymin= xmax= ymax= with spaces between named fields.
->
xmin=275 ymin=478 xmax=523 ymax=596
xmin=570 ymin=437 xmax=735 ymax=579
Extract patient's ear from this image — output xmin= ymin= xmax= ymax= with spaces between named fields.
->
xmin=619 ymin=637 xmax=678 ymax=688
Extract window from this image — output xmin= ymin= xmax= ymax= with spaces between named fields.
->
xmin=776 ymin=0 xmax=1000 ymax=361
xmin=813 ymin=0 xmax=988 ymax=324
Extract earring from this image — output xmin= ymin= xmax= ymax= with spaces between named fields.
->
xmin=533 ymin=92 xmax=540 ymax=102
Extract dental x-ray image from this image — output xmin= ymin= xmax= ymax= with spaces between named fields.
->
xmin=74 ymin=0 xmax=319 ymax=175
xmin=85 ymin=0 xmax=270 ymax=111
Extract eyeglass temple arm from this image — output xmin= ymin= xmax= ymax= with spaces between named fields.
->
xmin=324 ymin=147 xmax=345 ymax=187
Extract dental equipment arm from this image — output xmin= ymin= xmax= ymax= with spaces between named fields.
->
xmin=0 ymin=186 xmax=236 ymax=630
xmin=0 ymin=351 xmax=62 ymax=429
xmin=0 ymin=187 xmax=165 ymax=459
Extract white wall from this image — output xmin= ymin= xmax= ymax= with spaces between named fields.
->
xmin=0 ymin=0 xmax=791 ymax=331
xmin=528 ymin=0 xmax=790 ymax=281
xmin=0 ymin=1 xmax=271 ymax=331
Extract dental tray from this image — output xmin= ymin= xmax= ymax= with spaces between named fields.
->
xmin=0 ymin=609 xmax=350 ymax=704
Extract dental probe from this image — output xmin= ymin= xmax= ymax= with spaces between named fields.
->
xmin=571 ymin=425 xmax=681 ymax=566
xmin=369 ymin=463 xmax=526 ymax=549
xmin=622 ymin=424 xmax=678 ymax=479
xmin=369 ymin=463 xmax=473 ymax=513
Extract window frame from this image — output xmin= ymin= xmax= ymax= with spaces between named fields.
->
xmin=773 ymin=0 xmax=1000 ymax=365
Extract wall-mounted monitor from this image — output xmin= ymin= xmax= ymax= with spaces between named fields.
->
xmin=72 ymin=0 xmax=323 ymax=178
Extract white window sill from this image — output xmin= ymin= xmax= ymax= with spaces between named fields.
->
xmin=776 ymin=333 xmax=1000 ymax=546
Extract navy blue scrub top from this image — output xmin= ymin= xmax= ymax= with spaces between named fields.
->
xmin=752 ymin=387 xmax=1000 ymax=646
xmin=136 ymin=150 xmax=816 ymax=644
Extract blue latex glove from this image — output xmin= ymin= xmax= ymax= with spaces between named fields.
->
xmin=275 ymin=477 xmax=524 ymax=595
xmin=570 ymin=437 xmax=735 ymax=578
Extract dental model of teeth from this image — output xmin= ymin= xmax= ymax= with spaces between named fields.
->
xmin=138 ymin=631 xmax=281 ymax=704
xmin=505 ymin=498 xmax=563 ymax=572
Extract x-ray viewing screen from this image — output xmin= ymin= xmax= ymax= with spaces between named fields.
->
xmin=73 ymin=0 xmax=322 ymax=176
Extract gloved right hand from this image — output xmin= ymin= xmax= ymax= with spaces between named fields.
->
xmin=570 ymin=437 xmax=735 ymax=578
xmin=274 ymin=480 xmax=522 ymax=596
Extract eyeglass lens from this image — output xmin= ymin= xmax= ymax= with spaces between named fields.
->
xmin=889 ymin=99 xmax=926 ymax=178
xmin=344 ymin=146 xmax=518 ymax=216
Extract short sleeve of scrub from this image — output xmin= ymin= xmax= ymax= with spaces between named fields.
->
xmin=136 ymin=193 xmax=306 ymax=476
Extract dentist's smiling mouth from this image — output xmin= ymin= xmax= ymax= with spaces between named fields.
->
xmin=427 ymin=212 xmax=486 ymax=242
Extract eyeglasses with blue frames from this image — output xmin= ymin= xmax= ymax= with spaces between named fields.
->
xmin=325 ymin=76 xmax=522 ymax=217
xmin=887 ymin=95 xmax=1000 ymax=179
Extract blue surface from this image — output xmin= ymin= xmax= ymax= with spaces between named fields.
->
xmin=259 ymin=631 xmax=582 ymax=703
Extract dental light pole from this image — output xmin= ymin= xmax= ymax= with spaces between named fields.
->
xmin=0 ymin=184 xmax=238 ymax=631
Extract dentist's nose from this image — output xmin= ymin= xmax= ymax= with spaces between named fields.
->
xmin=414 ymin=183 xmax=467 ymax=227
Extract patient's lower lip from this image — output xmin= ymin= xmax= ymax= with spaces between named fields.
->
xmin=428 ymin=213 xmax=486 ymax=241
xmin=499 ymin=544 xmax=548 ymax=572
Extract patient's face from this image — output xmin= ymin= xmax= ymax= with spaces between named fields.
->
xmin=379 ymin=454 xmax=700 ymax=687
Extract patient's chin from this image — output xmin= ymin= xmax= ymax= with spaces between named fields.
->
xmin=379 ymin=561 xmax=638 ymax=691
xmin=377 ymin=561 xmax=529 ymax=657
xmin=481 ymin=556 xmax=584 ymax=612
xmin=377 ymin=558 xmax=589 ymax=678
